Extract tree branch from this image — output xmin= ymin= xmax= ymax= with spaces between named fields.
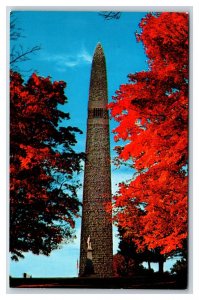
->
xmin=10 ymin=45 xmax=41 ymax=65
xmin=98 ymin=12 xmax=122 ymax=20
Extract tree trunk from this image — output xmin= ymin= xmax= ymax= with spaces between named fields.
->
xmin=148 ymin=261 xmax=151 ymax=270
xmin=158 ymin=260 xmax=164 ymax=274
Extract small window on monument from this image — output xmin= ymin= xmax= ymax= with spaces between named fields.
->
xmin=93 ymin=108 xmax=103 ymax=118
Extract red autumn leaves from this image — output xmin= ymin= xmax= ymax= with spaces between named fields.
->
xmin=108 ymin=13 xmax=188 ymax=255
xmin=10 ymin=71 xmax=84 ymax=260
xmin=10 ymin=12 xmax=188 ymax=261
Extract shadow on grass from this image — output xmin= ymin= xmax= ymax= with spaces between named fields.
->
xmin=10 ymin=273 xmax=187 ymax=289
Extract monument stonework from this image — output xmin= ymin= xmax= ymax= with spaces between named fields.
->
xmin=79 ymin=43 xmax=113 ymax=277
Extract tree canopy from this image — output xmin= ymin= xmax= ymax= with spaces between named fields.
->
xmin=108 ymin=12 xmax=188 ymax=256
xmin=10 ymin=71 xmax=84 ymax=260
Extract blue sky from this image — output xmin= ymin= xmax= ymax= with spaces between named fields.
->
xmin=10 ymin=10 xmax=177 ymax=278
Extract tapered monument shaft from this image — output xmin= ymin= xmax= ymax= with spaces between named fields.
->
xmin=79 ymin=43 xmax=113 ymax=277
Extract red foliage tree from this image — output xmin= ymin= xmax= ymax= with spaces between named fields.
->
xmin=108 ymin=13 xmax=188 ymax=257
xmin=10 ymin=71 xmax=84 ymax=260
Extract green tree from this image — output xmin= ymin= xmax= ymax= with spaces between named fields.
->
xmin=116 ymin=227 xmax=167 ymax=275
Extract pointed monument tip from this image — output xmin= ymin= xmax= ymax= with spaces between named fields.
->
xmin=96 ymin=42 xmax=102 ymax=48
xmin=94 ymin=42 xmax=104 ymax=57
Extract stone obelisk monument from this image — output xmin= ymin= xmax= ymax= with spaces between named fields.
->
xmin=79 ymin=43 xmax=113 ymax=277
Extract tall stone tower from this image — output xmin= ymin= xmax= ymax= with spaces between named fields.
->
xmin=79 ymin=43 xmax=113 ymax=277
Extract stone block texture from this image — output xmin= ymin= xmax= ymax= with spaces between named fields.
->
xmin=79 ymin=43 xmax=113 ymax=277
